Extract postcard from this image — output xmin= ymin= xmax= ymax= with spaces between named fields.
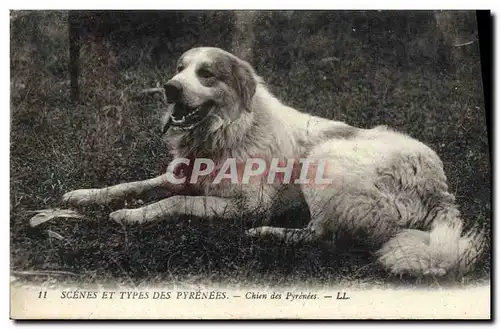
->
xmin=10 ymin=9 xmax=491 ymax=320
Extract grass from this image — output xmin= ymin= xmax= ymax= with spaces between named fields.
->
xmin=10 ymin=10 xmax=491 ymax=288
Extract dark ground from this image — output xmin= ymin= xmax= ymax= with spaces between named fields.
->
xmin=10 ymin=10 xmax=491 ymax=288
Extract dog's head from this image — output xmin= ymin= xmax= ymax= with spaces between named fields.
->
xmin=161 ymin=47 xmax=257 ymax=133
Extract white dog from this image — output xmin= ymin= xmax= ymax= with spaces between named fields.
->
xmin=63 ymin=47 xmax=486 ymax=278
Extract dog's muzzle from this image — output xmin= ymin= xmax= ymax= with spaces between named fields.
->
xmin=162 ymin=81 xmax=215 ymax=132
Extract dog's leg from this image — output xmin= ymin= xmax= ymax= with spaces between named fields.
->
xmin=246 ymin=221 xmax=326 ymax=244
xmin=109 ymin=195 xmax=243 ymax=224
xmin=62 ymin=174 xmax=180 ymax=206
xmin=246 ymin=186 xmax=334 ymax=244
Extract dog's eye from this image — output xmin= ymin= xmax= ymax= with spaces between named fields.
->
xmin=177 ymin=65 xmax=184 ymax=73
xmin=197 ymin=68 xmax=215 ymax=79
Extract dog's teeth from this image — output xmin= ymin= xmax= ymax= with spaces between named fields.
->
xmin=170 ymin=114 xmax=185 ymax=123
xmin=169 ymin=105 xmax=206 ymax=130
xmin=185 ymin=107 xmax=200 ymax=118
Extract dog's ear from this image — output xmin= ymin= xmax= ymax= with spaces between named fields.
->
xmin=232 ymin=59 xmax=256 ymax=111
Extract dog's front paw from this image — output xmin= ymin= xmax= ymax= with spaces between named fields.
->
xmin=423 ymin=268 xmax=447 ymax=277
xmin=109 ymin=209 xmax=144 ymax=224
xmin=245 ymin=226 xmax=272 ymax=238
xmin=62 ymin=189 xmax=104 ymax=206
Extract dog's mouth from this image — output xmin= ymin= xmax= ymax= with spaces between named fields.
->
xmin=169 ymin=101 xmax=215 ymax=130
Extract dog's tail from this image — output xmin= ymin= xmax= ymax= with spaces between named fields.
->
xmin=376 ymin=204 xmax=487 ymax=277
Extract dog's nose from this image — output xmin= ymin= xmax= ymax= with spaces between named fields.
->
xmin=164 ymin=80 xmax=183 ymax=103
